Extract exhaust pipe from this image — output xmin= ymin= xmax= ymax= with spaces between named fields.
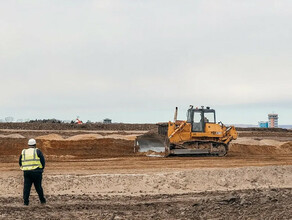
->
xmin=174 ymin=107 xmax=178 ymax=122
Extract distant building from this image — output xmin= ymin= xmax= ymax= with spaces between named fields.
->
xmin=103 ymin=118 xmax=112 ymax=124
xmin=268 ymin=114 xmax=278 ymax=128
xmin=258 ymin=121 xmax=268 ymax=128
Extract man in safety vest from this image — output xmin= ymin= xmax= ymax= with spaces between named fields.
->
xmin=19 ymin=138 xmax=46 ymax=206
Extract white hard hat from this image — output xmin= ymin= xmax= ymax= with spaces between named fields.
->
xmin=28 ymin=139 xmax=36 ymax=146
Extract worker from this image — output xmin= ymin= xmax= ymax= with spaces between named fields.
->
xmin=204 ymin=117 xmax=209 ymax=123
xmin=19 ymin=138 xmax=46 ymax=206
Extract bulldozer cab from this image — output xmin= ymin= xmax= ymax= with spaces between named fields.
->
xmin=187 ymin=106 xmax=216 ymax=132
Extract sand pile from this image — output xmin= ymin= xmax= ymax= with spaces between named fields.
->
xmin=105 ymin=134 xmax=137 ymax=141
xmin=0 ymin=138 xmax=27 ymax=156
xmin=36 ymin=134 xmax=64 ymax=140
xmin=278 ymin=142 xmax=292 ymax=153
xmin=0 ymin=134 xmax=25 ymax=139
xmin=229 ymin=141 xmax=292 ymax=155
xmin=37 ymin=138 xmax=134 ymax=159
xmin=36 ymin=133 xmax=136 ymax=141
xmin=233 ymin=137 xmax=287 ymax=147
xmin=0 ymin=133 xmax=135 ymax=160
xmin=66 ymin=134 xmax=104 ymax=140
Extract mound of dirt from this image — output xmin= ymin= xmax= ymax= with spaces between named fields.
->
xmin=0 ymin=138 xmax=27 ymax=156
xmin=278 ymin=142 xmax=292 ymax=153
xmin=36 ymin=134 xmax=64 ymax=140
xmin=0 ymin=132 xmax=135 ymax=160
xmin=66 ymin=134 xmax=103 ymax=140
xmin=233 ymin=137 xmax=287 ymax=147
xmin=36 ymin=133 xmax=136 ymax=142
xmin=105 ymin=134 xmax=137 ymax=141
xmin=38 ymin=138 xmax=134 ymax=159
xmin=0 ymin=134 xmax=25 ymax=139
xmin=229 ymin=142 xmax=292 ymax=156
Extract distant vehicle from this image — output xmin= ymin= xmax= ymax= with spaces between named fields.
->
xmin=75 ymin=118 xmax=83 ymax=124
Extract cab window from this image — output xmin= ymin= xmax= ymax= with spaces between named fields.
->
xmin=204 ymin=112 xmax=215 ymax=123
xmin=192 ymin=112 xmax=203 ymax=132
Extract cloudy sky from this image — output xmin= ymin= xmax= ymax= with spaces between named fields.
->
xmin=0 ymin=0 xmax=291 ymax=124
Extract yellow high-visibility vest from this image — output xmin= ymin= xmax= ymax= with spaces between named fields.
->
xmin=20 ymin=148 xmax=43 ymax=171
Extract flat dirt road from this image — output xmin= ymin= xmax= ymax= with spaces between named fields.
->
xmin=0 ymin=127 xmax=292 ymax=219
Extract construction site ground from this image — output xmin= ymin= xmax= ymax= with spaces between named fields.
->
xmin=0 ymin=126 xmax=292 ymax=219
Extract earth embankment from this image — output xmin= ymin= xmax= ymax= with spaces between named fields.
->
xmin=0 ymin=128 xmax=292 ymax=164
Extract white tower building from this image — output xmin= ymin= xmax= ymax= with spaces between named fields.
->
xmin=268 ymin=114 xmax=278 ymax=128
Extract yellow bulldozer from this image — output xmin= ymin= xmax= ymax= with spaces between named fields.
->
xmin=134 ymin=105 xmax=238 ymax=156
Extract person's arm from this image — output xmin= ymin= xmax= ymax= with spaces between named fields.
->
xmin=37 ymin=149 xmax=45 ymax=169
xmin=19 ymin=154 xmax=22 ymax=167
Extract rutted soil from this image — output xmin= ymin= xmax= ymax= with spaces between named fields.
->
xmin=0 ymin=188 xmax=291 ymax=219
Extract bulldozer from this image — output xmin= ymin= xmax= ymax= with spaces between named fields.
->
xmin=134 ymin=105 xmax=238 ymax=157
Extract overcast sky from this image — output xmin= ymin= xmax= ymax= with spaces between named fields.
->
xmin=0 ymin=0 xmax=291 ymax=124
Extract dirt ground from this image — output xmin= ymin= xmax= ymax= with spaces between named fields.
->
xmin=1 ymin=188 xmax=291 ymax=219
xmin=0 ymin=127 xmax=291 ymax=219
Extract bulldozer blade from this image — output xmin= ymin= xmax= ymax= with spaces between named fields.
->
xmin=134 ymin=133 xmax=165 ymax=153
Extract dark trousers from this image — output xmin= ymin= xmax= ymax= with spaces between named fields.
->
xmin=23 ymin=171 xmax=46 ymax=205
